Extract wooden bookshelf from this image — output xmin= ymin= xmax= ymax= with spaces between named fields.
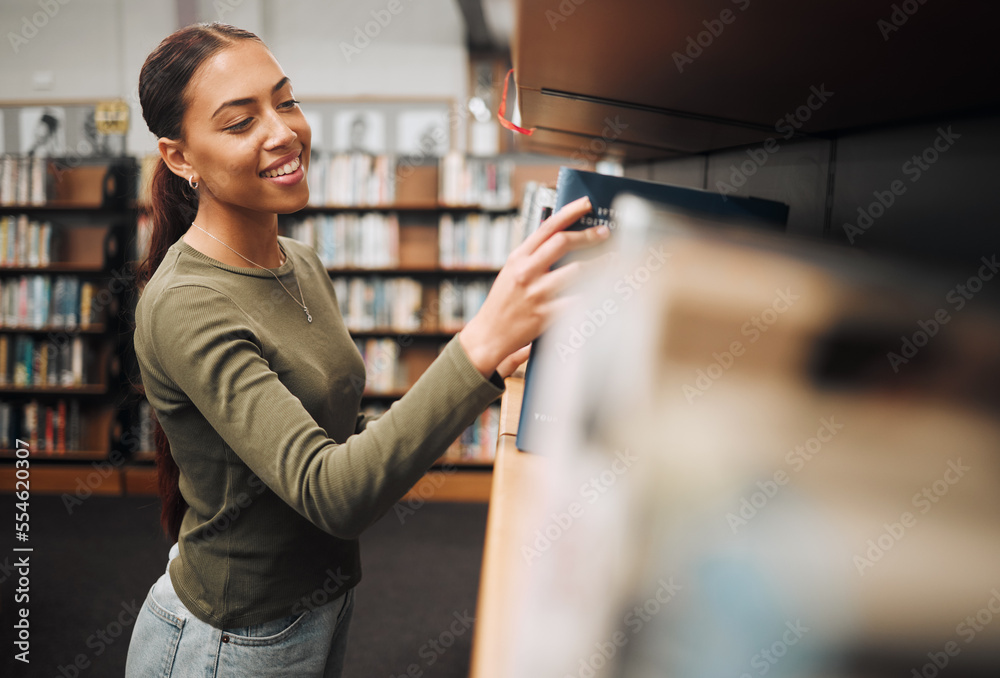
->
xmin=0 ymin=157 xmax=136 ymax=494
xmin=470 ymin=373 xmax=550 ymax=678
xmin=0 ymin=323 xmax=106 ymax=333
xmin=297 ymin=203 xmax=517 ymax=214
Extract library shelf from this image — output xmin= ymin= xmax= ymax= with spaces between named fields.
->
xmin=0 ymin=323 xmax=106 ymax=333
xmin=327 ymin=266 xmax=502 ymax=276
xmin=297 ymin=203 xmax=517 ymax=214
xmin=0 ymin=384 xmax=108 ymax=395
xmin=0 ymin=448 xmax=109 ymax=461
xmin=0 ymin=156 xmax=138 ymax=495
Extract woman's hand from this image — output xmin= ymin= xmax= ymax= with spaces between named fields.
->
xmin=459 ymin=196 xmax=610 ymax=379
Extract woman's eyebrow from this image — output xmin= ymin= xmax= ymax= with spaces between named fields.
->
xmin=211 ymin=77 xmax=292 ymax=119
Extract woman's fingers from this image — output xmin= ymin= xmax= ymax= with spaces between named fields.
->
xmin=532 ymin=258 xmax=586 ymax=299
xmin=517 ymin=196 xmax=593 ymax=256
xmin=523 ymin=224 xmax=611 ymax=280
xmin=497 ymin=345 xmax=532 ymax=379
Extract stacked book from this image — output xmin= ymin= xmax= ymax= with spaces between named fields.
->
xmin=331 ymin=276 xmax=424 ymax=332
xmin=0 ymin=215 xmax=55 ymax=267
xmin=307 ymin=152 xmax=397 ymax=206
xmin=439 ymin=151 xmax=514 ymax=208
xmin=0 ymin=398 xmax=81 ymax=452
xmin=0 ymin=334 xmax=90 ymax=387
xmin=284 ymin=213 xmax=400 ymax=268
xmin=0 ymin=155 xmax=49 ymax=206
xmin=0 ymin=275 xmax=96 ymax=329
xmin=438 ymin=212 xmax=520 ymax=269
xmin=441 ymin=403 xmax=500 ymax=463
xmin=437 ymin=279 xmax=490 ymax=332
xmin=354 ymin=338 xmax=404 ymax=394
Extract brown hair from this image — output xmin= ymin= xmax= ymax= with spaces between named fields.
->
xmin=131 ymin=23 xmax=264 ymax=542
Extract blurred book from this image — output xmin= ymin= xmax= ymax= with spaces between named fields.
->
xmin=517 ymin=167 xmax=790 ymax=454
xmin=508 ymin=196 xmax=1000 ymax=678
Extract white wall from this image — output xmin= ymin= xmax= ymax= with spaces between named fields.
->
xmin=1 ymin=0 xmax=469 ymax=155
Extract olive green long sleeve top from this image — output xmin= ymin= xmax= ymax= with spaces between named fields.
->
xmin=133 ymin=234 xmax=504 ymax=628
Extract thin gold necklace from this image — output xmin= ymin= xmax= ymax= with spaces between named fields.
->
xmin=190 ymin=222 xmax=312 ymax=323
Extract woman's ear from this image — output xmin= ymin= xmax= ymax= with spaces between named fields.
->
xmin=158 ymin=137 xmax=194 ymax=183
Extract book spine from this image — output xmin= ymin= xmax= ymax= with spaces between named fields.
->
xmin=57 ymin=399 xmax=66 ymax=453
xmin=68 ymin=399 xmax=79 ymax=452
xmin=80 ymin=281 xmax=93 ymax=329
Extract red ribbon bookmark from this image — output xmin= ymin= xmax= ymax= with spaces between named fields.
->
xmin=498 ymin=68 xmax=536 ymax=136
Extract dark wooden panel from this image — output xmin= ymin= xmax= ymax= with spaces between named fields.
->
xmin=514 ymin=0 xmax=1000 ymax=155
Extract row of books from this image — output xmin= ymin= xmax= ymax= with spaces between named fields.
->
xmin=331 ymin=277 xmax=491 ymax=333
xmin=0 ymin=398 xmax=82 ymax=452
xmin=0 ymin=215 xmax=56 ymax=267
xmin=354 ymin=338 xmax=405 ymax=394
xmin=439 ymin=213 xmax=521 ymax=269
xmin=306 ymin=152 xmax=397 ymax=206
xmin=332 ymin=276 xmax=424 ymax=332
xmin=283 ymin=213 xmax=400 ymax=268
xmin=1 ymin=275 xmax=98 ymax=329
xmin=438 ymin=279 xmax=490 ymax=332
xmin=0 ymin=334 xmax=93 ymax=388
xmin=0 ymin=155 xmax=48 ymax=206
xmin=439 ymin=152 xmax=514 ymax=208
xmin=442 ymin=403 xmax=500 ymax=463
xmin=137 ymin=398 xmax=155 ymax=455
xmin=359 ymin=402 xmax=499 ymax=463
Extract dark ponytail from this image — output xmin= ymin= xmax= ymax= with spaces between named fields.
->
xmin=130 ymin=23 xmax=264 ymax=542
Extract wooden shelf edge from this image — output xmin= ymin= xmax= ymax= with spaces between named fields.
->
xmin=0 ymin=464 xmax=123 ymax=494
xmin=400 ymin=469 xmax=493 ymax=504
xmin=0 ymin=449 xmax=108 ymax=460
xmin=0 ymin=324 xmax=106 ymax=333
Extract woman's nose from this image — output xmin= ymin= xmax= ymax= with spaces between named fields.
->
xmin=263 ymin=112 xmax=297 ymax=149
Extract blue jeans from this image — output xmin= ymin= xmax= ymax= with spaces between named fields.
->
xmin=125 ymin=545 xmax=355 ymax=677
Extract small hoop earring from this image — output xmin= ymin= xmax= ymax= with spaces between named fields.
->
xmin=188 ymin=175 xmax=199 ymax=189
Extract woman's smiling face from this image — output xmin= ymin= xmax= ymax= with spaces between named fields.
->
xmin=173 ymin=39 xmax=311 ymax=215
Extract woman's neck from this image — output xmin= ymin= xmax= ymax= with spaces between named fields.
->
xmin=183 ymin=202 xmax=284 ymax=269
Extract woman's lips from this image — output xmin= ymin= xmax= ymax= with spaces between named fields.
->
xmin=259 ymin=153 xmax=305 ymax=185
xmin=259 ymin=153 xmax=301 ymax=178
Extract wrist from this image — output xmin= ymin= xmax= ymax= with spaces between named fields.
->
xmin=458 ymin=318 xmax=503 ymax=378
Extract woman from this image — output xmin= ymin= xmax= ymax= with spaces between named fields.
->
xmin=125 ymin=22 xmax=605 ymax=678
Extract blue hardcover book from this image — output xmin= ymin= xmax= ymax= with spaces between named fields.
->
xmin=516 ymin=167 xmax=790 ymax=454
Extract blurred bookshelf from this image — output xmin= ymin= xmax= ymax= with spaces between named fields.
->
xmin=0 ymin=154 xmax=137 ymax=492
